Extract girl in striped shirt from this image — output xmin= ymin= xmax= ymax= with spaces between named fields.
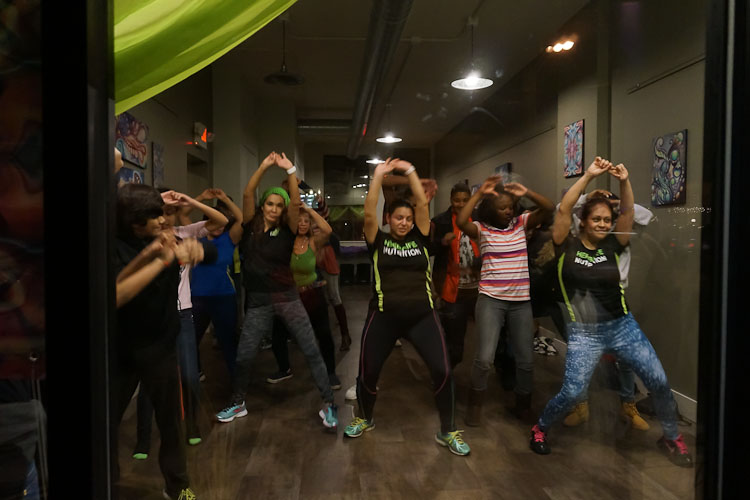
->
xmin=457 ymin=175 xmax=554 ymax=425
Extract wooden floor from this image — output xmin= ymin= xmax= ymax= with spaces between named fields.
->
xmin=116 ymin=285 xmax=697 ymax=499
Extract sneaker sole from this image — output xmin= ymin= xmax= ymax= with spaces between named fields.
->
xmin=318 ymin=410 xmax=338 ymax=431
xmin=434 ymin=435 xmax=470 ymax=456
xmin=266 ymin=374 xmax=293 ymax=384
xmin=217 ymin=408 xmax=248 ymax=423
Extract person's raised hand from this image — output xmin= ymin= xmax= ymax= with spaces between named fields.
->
xmin=586 ymin=157 xmax=610 ymax=177
xmin=608 ymin=163 xmax=629 ymax=182
xmin=173 ymin=238 xmax=204 ymax=266
xmin=198 ymin=188 xmax=216 ymax=201
xmin=373 ymin=157 xmax=397 ymax=177
xmin=161 ymin=190 xmax=190 ymax=206
xmin=479 ymin=175 xmax=503 ymax=196
xmin=421 ymin=179 xmax=438 ymax=202
xmin=260 ymin=151 xmax=277 ymax=170
xmin=276 ymin=152 xmax=294 ymax=171
xmin=503 ymin=182 xmax=528 ymax=198
xmin=391 ymin=159 xmax=413 ymax=174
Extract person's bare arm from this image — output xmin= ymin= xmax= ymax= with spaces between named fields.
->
xmin=116 ymin=232 xmax=173 ymax=283
xmin=392 ymin=159 xmax=430 ymax=236
xmin=276 ymin=152 xmax=301 ymax=232
xmin=552 ymin=157 xmax=611 ymax=245
xmin=457 ymin=176 xmax=502 ymax=240
xmin=503 ymin=182 xmax=555 ymax=231
xmin=213 ymin=188 xmax=244 ymax=244
xmin=243 ymin=152 xmax=277 ymax=223
xmin=365 ymin=159 xmax=397 ymax=243
xmin=610 ymin=164 xmax=634 ymax=246
xmin=305 ymin=205 xmax=332 ymax=250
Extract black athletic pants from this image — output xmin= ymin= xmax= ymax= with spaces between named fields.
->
xmin=356 ymin=307 xmax=456 ymax=433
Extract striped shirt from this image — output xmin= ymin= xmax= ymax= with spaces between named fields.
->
xmin=474 ymin=213 xmax=530 ymax=301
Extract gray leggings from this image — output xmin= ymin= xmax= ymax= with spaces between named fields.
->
xmin=471 ymin=293 xmax=534 ymax=395
xmin=231 ymin=298 xmax=333 ymax=404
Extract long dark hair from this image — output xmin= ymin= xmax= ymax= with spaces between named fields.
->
xmin=476 ymin=190 xmax=514 ymax=229
xmin=250 ymin=196 xmax=288 ymax=241
xmin=116 ymin=184 xmax=164 ymax=239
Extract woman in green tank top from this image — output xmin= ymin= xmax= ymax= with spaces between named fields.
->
xmin=270 ymin=205 xmax=342 ymax=390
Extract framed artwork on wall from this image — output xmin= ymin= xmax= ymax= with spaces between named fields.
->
xmin=152 ymin=142 xmax=165 ymax=187
xmin=115 ymin=112 xmax=149 ymax=168
xmin=650 ymin=129 xmax=687 ymax=206
xmin=116 ymin=166 xmax=144 ymax=186
xmin=563 ymin=119 xmax=584 ymax=178
xmin=494 ymin=162 xmax=512 ymax=183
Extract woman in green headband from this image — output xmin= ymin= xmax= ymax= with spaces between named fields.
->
xmin=215 ymin=152 xmax=338 ymax=432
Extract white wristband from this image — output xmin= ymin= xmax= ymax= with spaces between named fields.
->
xmin=286 ymin=166 xmax=297 ymax=175
xmin=403 ymin=165 xmax=416 ymax=176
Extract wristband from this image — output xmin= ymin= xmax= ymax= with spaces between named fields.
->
xmin=286 ymin=166 xmax=297 ymax=175
xmin=403 ymin=165 xmax=416 ymax=176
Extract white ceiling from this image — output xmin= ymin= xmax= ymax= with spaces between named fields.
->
xmin=219 ymin=0 xmax=590 ymax=150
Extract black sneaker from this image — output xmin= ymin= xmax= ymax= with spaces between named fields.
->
xmin=266 ymin=369 xmax=293 ymax=384
xmin=529 ymin=424 xmax=550 ymax=455
xmin=657 ymin=434 xmax=694 ymax=467
xmin=329 ymin=374 xmax=342 ymax=390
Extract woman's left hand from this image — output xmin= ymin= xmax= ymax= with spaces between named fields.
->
xmin=503 ymin=182 xmax=528 ymax=198
xmin=609 ymin=163 xmax=629 ymax=181
xmin=276 ymin=152 xmax=294 ymax=171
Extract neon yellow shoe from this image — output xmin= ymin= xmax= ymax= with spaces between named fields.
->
xmin=344 ymin=417 xmax=374 ymax=438
xmin=435 ymin=430 xmax=471 ymax=456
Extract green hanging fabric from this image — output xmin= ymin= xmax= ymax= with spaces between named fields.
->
xmin=114 ymin=0 xmax=297 ymax=114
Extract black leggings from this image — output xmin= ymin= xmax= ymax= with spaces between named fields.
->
xmin=356 ymin=308 xmax=455 ymax=433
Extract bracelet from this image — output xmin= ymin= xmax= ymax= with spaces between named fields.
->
xmin=403 ymin=165 xmax=416 ymax=176
xmin=286 ymin=166 xmax=297 ymax=175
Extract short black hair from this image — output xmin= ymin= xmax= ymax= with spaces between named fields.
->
xmin=450 ymin=182 xmax=471 ymax=197
xmin=580 ymin=198 xmax=616 ymax=225
xmin=117 ymin=184 xmax=164 ymax=238
xmin=476 ymin=190 xmax=515 ymax=228
xmin=387 ymin=198 xmax=415 ymax=216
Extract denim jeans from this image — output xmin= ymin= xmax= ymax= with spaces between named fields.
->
xmin=471 ymin=293 xmax=534 ymax=395
xmin=193 ymin=294 xmax=238 ymax=377
xmin=537 ymin=313 xmax=679 ymax=439
xmin=232 ymin=298 xmax=333 ymax=404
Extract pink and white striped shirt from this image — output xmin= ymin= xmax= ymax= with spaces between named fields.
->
xmin=473 ymin=213 xmax=530 ymax=301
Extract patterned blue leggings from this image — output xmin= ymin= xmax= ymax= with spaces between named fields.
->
xmin=537 ymin=313 xmax=679 ymax=439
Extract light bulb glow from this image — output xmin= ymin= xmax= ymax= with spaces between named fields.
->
xmin=562 ymin=40 xmax=574 ymax=50
xmin=376 ymin=134 xmax=402 ymax=144
xmin=366 ymin=158 xmax=383 ymax=164
xmin=451 ymin=72 xmax=493 ymax=90
xmin=553 ymin=43 xmax=563 ymax=52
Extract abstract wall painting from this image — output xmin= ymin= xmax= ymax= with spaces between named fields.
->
xmin=152 ymin=142 xmax=165 ymax=187
xmin=494 ymin=162 xmax=512 ymax=183
xmin=650 ymin=130 xmax=687 ymax=206
xmin=563 ymin=119 xmax=584 ymax=178
xmin=115 ymin=112 xmax=149 ymax=168
xmin=117 ymin=166 xmax=144 ymax=186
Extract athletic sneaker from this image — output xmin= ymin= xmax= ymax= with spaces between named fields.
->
xmin=162 ymin=487 xmax=198 ymax=500
xmin=132 ymin=441 xmax=149 ymax=460
xmin=319 ymin=403 xmax=338 ymax=430
xmin=216 ymin=401 xmax=248 ymax=423
xmin=344 ymin=417 xmax=374 ymax=438
xmin=345 ymin=384 xmax=357 ymax=400
xmin=529 ymin=424 xmax=551 ymax=455
xmin=266 ymin=369 xmax=293 ymax=384
xmin=187 ymin=437 xmax=202 ymax=446
xmin=435 ymin=430 xmax=471 ymax=456
xmin=657 ymin=434 xmax=694 ymax=467
xmin=329 ymin=374 xmax=342 ymax=390
xmin=395 ymin=339 xmax=403 ymax=347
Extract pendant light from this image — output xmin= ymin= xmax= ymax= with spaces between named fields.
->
xmin=451 ymin=21 xmax=493 ymax=90
xmin=376 ymin=103 xmax=402 ymax=143
xmin=264 ymin=20 xmax=304 ymax=86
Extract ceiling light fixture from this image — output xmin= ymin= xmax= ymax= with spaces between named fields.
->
xmin=545 ymin=39 xmax=575 ymax=53
xmin=451 ymin=20 xmax=493 ymax=90
xmin=376 ymin=103 xmax=402 ymax=143
xmin=366 ymin=159 xmax=382 ymax=164
xmin=264 ymin=20 xmax=304 ymax=86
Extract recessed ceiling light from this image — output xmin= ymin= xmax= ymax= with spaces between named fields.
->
xmin=366 ymin=159 xmax=382 ymax=164
xmin=546 ymin=40 xmax=575 ymax=53
xmin=451 ymin=72 xmax=493 ymax=90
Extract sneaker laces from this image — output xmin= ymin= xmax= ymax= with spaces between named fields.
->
xmin=349 ymin=417 xmax=367 ymax=428
xmin=531 ymin=425 xmax=546 ymax=442
xmin=445 ymin=430 xmax=466 ymax=446
xmin=672 ymin=435 xmax=689 ymax=455
xmin=177 ymin=488 xmax=197 ymax=500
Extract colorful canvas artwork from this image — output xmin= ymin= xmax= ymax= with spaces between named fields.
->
xmin=651 ymin=130 xmax=687 ymax=206
xmin=117 ymin=166 xmax=144 ymax=186
xmin=563 ymin=119 xmax=584 ymax=178
xmin=152 ymin=142 xmax=165 ymax=187
xmin=115 ymin=112 xmax=149 ymax=168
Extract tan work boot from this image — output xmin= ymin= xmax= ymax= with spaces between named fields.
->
xmin=563 ymin=401 xmax=589 ymax=427
xmin=621 ymin=401 xmax=650 ymax=430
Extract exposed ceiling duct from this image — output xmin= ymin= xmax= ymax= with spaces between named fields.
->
xmin=297 ymin=119 xmax=352 ymax=135
xmin=346 ymin=0 xmax=414 ymax=159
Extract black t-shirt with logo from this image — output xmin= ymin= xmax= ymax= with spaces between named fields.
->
xmin=241 ymin=223 xmax=298 ymax=306
xmin=555 ymin=234 xmax=629 ymax=324
xmin=368 ymin=227 xmax=433 ymax=313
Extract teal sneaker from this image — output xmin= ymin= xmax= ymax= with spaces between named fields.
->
xmin=216 ymin=401 xmax=247 ymax=423
xmin=344 ymin=417 xmax=375 ymax=438
xmin=435 ymin=430 xmax=471 ymax=456
xmin=319 ymin=404 xmax=338 ymax=431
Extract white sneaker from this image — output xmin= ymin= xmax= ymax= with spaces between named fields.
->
xmin=345 ymin=384 xmax=357 ymax=400
xmin=395 ymin=339 xmax=402 ymax=347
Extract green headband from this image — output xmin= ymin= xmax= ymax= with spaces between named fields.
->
xmin=260 ymin=187 xmax=290 ymax=207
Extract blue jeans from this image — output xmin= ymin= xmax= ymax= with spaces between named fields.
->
xmin=232 ymin=298 xmax=333 ymax=404
xmin=471 ymin=294 xmax=535 ymax=395
xmin=537 ymin=313 xmax=679 ymax=439
xmin=193 ymin=294 xmax=238 ymax=377
xmin=23 ymin=461 xmax=39 ymax=499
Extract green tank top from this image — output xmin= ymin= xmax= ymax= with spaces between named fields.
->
xmin=290 ymin=245 xmax=316 ymax=287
